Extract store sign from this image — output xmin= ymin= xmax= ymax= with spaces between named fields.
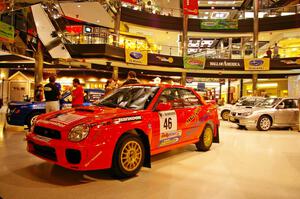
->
xmin=65 ymin=25 xmax=83 ymax=34
xmin=122 ymin=0 xmax=137 ymax=5
xmin=155 ymin=56 xmax=174 ymax=63
xmin=244 ymin=58 xmax=270 ymax=71
xmin=183 ymin=0 xmax=198 ymax=16
xmin=184 ymin=56 xmax=205 ymax=69
xmin=205 ymin=59 xmax=243 ymax=69
xmin=0 ymin=21 xmax=14 ymax=43
xmin=201 ymin=19 xmax=238 ymax=30
xmin=125 ymin=48 xmax=148 ymax=65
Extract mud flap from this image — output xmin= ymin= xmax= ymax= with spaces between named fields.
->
xmin=213 ymin=125 xmax=220 ymax=143
xmin=143 ymin=149 xmax=151 ymax=168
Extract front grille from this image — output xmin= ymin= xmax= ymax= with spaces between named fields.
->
xmin=34 ymin=126 xmax=61 ymax=139
xmin=29 ymin=141 xmax=57 ymax=161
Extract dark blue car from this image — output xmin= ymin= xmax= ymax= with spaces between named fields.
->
xmin=7 ymin=88 xmax=104 ymax=127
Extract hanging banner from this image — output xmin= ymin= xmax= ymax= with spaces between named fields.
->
xmin=201 ymin=19 xmax=238 ymax=30
xmin=122 ymin=0 xmax=138 ymax=5
xmin=244 ymin=58 xmax=270 ymax=71
xmin=125 ymin=48 xmax=148 ymax=65
xmin=0 ymin=21 xmax=15 ymax=43
xmin=183 ymin=0 xmax=198 ymax=16
xmin=184 ymin=55 xmax=205 ymax=69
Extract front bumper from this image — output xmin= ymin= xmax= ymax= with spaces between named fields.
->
xmin=26 ymin=133 xmax=113 ymax=171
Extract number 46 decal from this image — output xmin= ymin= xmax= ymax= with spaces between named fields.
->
xmin=159 ymin=110 xmax=177 ymax=132
xmin=163 ymin=117 xmax=172 ymax=130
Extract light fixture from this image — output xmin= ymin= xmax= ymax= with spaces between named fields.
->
xmin=77 ymin=5 xmax=81 ymax=8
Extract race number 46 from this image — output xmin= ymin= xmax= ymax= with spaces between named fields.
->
xmin=159 ymin=110 xmax=177 ymax=132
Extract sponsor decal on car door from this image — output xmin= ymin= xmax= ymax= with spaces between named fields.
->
xmin=158 ymin=110 xmax=182 ymax=147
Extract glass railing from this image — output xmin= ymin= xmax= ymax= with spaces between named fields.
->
xmin=121 ymin=3 xmax=300 ymax=20
xmin=62 ymin=32 xmax=300 ymax=58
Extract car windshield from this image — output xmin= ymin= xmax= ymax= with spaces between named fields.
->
xmin=97 ymin=86 xmax=159 ymax=110
xmin=236 ymin=98 xmax=264 ymax=107
xmin=255 ymin=98 xmax=281 ymax=108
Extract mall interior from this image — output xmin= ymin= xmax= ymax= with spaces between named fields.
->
xmin=1 ymin=0 xmax=300 ymax=198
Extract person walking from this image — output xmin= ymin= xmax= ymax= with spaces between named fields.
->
xmin=71 ymin=78 xmax=84 ymax=108
xmin=44 ymin=75 xmax=60 ymax=113
xmin=122 ymin=71 xmax=140 ymax=86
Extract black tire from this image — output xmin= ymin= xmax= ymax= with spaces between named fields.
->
xmin=111 ymin=134 xmax=145 ymax=178
xmin=221 ymin=110 xmax=230 ymax=121
xmin=238 ymin=125 xmax=246 ymax=129
xmin=26 ymin=112 xmax=41 ymax=128
xmin=257 ymin=115 xmax=272 ymax=131
xmin=196 ymin=125 xmax=214 ymax=151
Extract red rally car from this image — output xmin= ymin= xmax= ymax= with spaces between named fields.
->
xmin=26 ymin=84 xmax=220 ymax=178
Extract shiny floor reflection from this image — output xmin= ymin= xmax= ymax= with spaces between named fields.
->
xmin=1 ymin=121 xmax=300 ymax=199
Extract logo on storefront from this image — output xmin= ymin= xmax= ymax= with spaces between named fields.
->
xmin=130 ymin=52 xmax=143 ymax=59
xmin=156 ymin=56 xmax=174 ymax=63
xmin=249 ymin=59 xmax=264 ymax=66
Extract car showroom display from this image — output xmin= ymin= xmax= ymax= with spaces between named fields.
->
xmin=7 ymin=89 xmax=104 ymax=127
xmin=229 ymin=98 xmax=299 ymax=131
xmin=26 ymin=84 xmax=220 ymax=178
xmin=218 ymin=96 xmax=265 ymax=120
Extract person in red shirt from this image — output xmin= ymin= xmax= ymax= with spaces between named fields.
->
xmin=72 ymin=78 xmax=84 ymax=108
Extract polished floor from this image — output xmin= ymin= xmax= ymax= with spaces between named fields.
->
xmin=1 ymin=122 xmax=300 ymax=199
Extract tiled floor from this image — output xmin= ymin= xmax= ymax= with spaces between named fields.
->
xmin=1 ymin=121 xmax=300 ymax=199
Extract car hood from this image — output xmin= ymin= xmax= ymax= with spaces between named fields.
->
xmin=231 ymin=106 xmax=268 ymax=113
xmin=36 ymin=106 xmax=141 ymax=129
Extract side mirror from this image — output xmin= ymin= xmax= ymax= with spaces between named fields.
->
xmin=277 ymin=104 xmax=284 ymax=109
xmin=156 ymin=102 xmax=172 ymax=111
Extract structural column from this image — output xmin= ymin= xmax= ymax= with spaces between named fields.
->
xmin=182 ymin=14 xmax=188 ymax=57
xmin=112 ymin=65 xmax=118 ymax=80
xmin=240 ymin=37 xmax=245 ymax=58
xmin=227 ymin=79 xmax=231 ymax=104
xmin=252 ymin=0 xmax=259 ymax=94
xmin=181 ymin=72 xmax=186 ymax=86
xmin=228 ymin=37 xmax=233 ymax=59
xmin=240 ymin=79 xmax=244 ymax=98
xmin=113 ymin=0 xmax=121 ymax=47
xmin=34 ymin=40 xmax=43 ymax=87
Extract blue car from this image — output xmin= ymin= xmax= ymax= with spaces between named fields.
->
xmin=7 ymin=88 xmax=105 ymax=127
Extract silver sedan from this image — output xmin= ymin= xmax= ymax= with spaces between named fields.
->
xmin=229 ymin=98 xmax=299 ymax=131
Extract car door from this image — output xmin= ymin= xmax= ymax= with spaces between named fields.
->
xmin=275 ymin=99 xmax=298 ymax=125
xmin=177 ymin=88 xmax=206 ymax=141
xmin=151 ymin=88 xmax=186 ymax=149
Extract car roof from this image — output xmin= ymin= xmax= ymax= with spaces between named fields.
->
xmin=123 ymin=84 xmax=187 ymax=89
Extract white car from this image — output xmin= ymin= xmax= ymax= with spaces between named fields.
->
xmin=218 ymin=97 xmax=265 ymax=120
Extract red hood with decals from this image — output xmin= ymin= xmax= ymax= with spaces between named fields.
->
xmin=36 ymin=106 xmax=143 ymax=129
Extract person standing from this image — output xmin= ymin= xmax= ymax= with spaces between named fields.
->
xmin=122 ymin=71 xmax=140 ymax=86
xmin=44 ymin=76 xmax=60 ymax=113
xmin=72 ymin=78 xmax=84 ymax=108
xmin=104 ymin=78 xmax=118 ymax=96
xmin=273 ymin=43 xmax=280 ymax=58
xmin=34 ymin=84 xmax=44 ymax=102
xmin=266 ymin=47 xmax=272 ymax=58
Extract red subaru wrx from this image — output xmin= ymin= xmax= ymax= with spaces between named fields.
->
xmin=26 ymin=84 xmax=220 ymax=178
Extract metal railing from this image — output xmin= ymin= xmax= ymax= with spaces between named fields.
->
xmin=121 ymin=3 xmax=300 ymax=20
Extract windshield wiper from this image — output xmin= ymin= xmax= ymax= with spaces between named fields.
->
xmin=98 ymin=101 xmax=128 ymax=109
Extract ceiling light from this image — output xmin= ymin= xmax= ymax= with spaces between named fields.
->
xmin=77 ymin=5 xmax=81 ymax=8
xmin=204 ymin=12 xmax=209 ymax=14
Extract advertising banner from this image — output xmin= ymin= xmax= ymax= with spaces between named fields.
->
xmin=201 ymin=19 xmax=238 ymax=30
xmin=184 ymin=55 xmax=205 ymax=69
xmin=122 ymin=0 xmax=137 ymax=5
xmin=205 ymin=59 xmax=243 ymax=70
xmin=183 ymin=0 xmax=198 ymax=16
xmin=125 ymin=48 xmax=148 ymax=65
xmin=0 ymin=21 xmax=14 ymax=43
xmin=244 ymin=58 xmax=270 ymax=71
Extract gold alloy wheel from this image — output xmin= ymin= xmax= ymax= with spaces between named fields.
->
xmin=120 ymin=140 xmax=142 ymax=172
xmin=222 ymin=111 xmax=230 ymax=120
xmin=203 ymin=127 xmax=213 ymax=147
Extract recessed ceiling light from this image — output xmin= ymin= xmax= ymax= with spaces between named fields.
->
xmin=96 ymin=20 xmax=100 ymax=23
xmin=77 ymin=5 xmax=81 ymax=8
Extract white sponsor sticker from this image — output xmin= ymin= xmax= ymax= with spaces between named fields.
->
xmin=116 ymin=116 xmax=142 ymax=123
xmin=159 ymin=110 xmax=177 ymax=133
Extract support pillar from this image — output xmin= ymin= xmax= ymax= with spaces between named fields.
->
xmin=252 ymin=0 xmax=259 ymax=95
xmin=113 ymin=0 xmax=121 ymax=47
xmin=182 ymin=14 xmax=188 ymax=57
xmin=228 ymin=37 xmax=233 ymax=59
xmin=241 ymin=37 xmax=245 ymax=58
xmin=227 ymin=79 xmax=231 ymax=104
xmin=252 ymin=74 xmax=258 ymax=95
xmin=112 ymin=65 xmax=118 ymax=80
xmin=240 ymin=79 xmax=244 ymax=98
xmin=181 ymin=72 xmax=186 ymax=86
xmin=34 ymin=40 xmax=43 ymax=88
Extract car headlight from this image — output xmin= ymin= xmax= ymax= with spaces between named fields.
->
xmin=30 ymin=117 xmax=38 ymax=132
xmin=68 ymin=124 xmax=90 ymax=142
xmin=241 ymin=112 xmax=252 ymax=116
